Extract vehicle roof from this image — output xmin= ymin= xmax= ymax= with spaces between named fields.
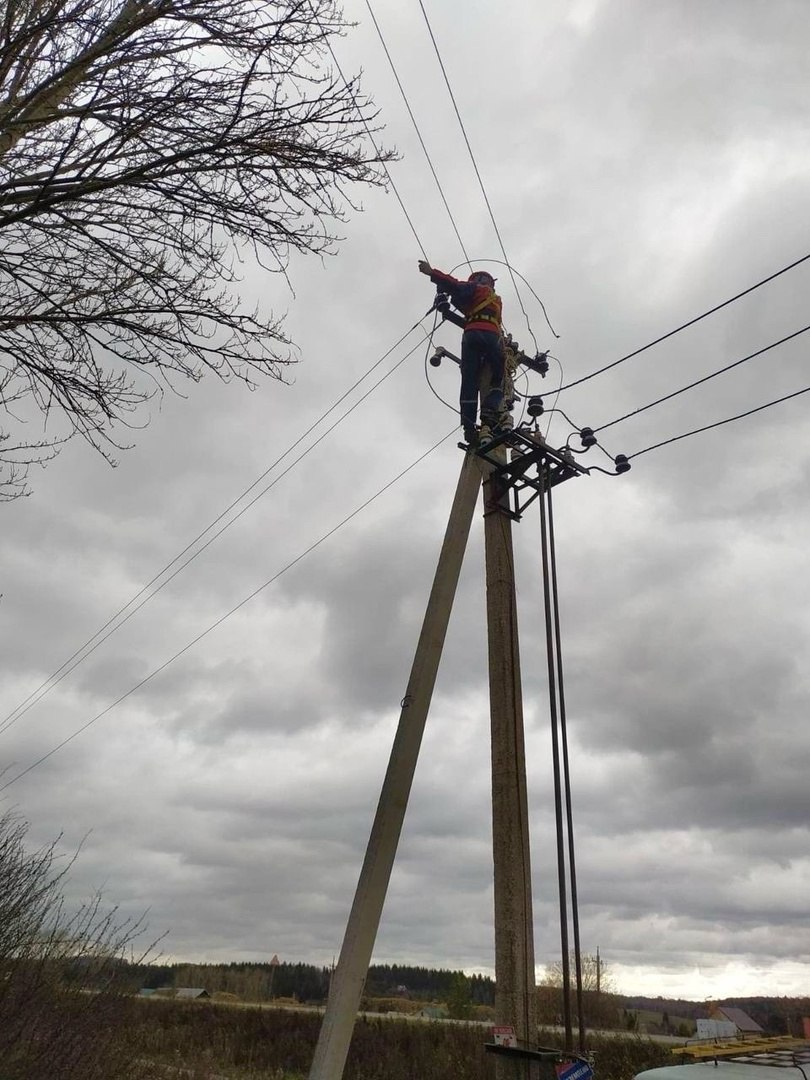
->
xmin=636 ymin=1064 xmax=805 ymax=1080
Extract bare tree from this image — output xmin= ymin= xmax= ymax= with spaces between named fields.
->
xmin=542 ymin=953 xmax=621 ymax=1030
xmin=0 ymin=0 xmax=388 ymax=498
xmin=543 ymin=953 xmax=614 ymax=995
xmin=0 ymin=811 xmax=156 ymax=1078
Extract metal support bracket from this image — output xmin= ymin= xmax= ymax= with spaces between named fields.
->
xmin=485 ymin=1042 xmax=592 ymax=1069
xmin=470 ymin=427 xmax=589 ymax=521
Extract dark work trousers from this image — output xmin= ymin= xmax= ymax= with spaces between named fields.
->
xmin=459 ymin=328 xmax=505 ymax=431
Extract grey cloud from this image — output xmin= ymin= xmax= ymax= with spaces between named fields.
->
xmin=3 ymin=0 xmax=810 ymax=997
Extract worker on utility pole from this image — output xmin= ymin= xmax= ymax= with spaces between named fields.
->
xmin=418 ymin=261 xmax=505 ymax=446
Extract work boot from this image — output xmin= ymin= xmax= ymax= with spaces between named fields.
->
xmin=463 ymin=426 xmax=479 ymax=447
xmin=478 ymin=423 xmax=494 ymax=446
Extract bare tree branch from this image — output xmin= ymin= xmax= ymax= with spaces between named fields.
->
xmin=0 ymin=0 xmax=391 ymax=496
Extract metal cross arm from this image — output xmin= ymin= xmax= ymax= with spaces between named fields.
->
xmin=474 ymin=428 xmax=589 ymax=521
xmin=429 ymin=342 xmax=548 ymax=377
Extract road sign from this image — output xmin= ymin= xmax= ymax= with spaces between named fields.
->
xmin=556 ymin=1059 xmax=594 ymax=1080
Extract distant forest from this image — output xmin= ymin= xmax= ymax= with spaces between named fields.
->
xmin=126 ymin=959 xmax=810 ymax=1034
xmin=129 ymin=960 xmax=496 ymax=1006
xmin=621 ymin=995 xmax=810 ymax=1037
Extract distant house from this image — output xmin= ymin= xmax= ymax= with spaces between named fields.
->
xmin=417 ymin=1005 xmax=448 ymax=1020
xmin=709 ymin=1006 xmax=764 ymax=1034
xmin=696 ymin=1019 xmax=737 ymax=1039
xmin=139 ymin=986 xmax=210 ymax=1000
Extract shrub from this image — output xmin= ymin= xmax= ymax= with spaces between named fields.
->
xmin=0 ymin=812 xmax=152 ymax=1079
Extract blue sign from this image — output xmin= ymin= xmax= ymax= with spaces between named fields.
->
xmin=556 ymin=1060 xmax=594 ymax=1080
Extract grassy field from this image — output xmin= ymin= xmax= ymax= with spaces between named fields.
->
xmin=128 ymin=997 xmax=673 ymax=1080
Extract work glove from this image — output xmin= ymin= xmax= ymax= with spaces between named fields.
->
xmin=418 ymin=260 xmax=432 ymax=276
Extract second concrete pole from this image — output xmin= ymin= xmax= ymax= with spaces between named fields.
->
xmin=483 ymin=455 xmax=538 ymax=1074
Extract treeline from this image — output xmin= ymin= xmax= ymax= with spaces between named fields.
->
xmin=127 ymin=960 xmax=496 ymax=1005
xmin=537 ymin=986 xmax=624 ymax=1031
xmin=713 ymin=996 xmax=810 ymax=1035
xmin=125 ymin=958 xmax=810 ymax=1032
xmin=366 ymin=965 xmax=495 ymax=1005
xmin=620 ymin=994 xmax=810 ymax=1035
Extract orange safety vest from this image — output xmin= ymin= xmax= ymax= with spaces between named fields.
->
xmin=464 ymin=288 xmax=502 ymax=333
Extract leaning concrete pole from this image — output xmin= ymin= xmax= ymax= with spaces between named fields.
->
xmin=309 ymin=452 xmax=483 ymax=1080
xmin=483 ymin=450 xmax=538 ymax=1072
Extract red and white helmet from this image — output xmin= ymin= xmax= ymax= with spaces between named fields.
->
xmin=468 ymin=270 xmax=496 ymax=286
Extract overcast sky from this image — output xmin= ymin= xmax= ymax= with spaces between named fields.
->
xmin=3 ymin=0 xmax=810 ymax=1002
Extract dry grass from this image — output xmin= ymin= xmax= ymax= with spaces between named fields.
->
xmin=128 ymin=997 xmax=672 ymax=1080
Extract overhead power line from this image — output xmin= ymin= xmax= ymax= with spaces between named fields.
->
xmin=629 ymin=383 xmax=810 ymax=461
xmin=0 ymin=427 xmax=458 ymax=793
xmin=596 ymin=323 xmax=810 ymax=434
xmin=0 ymin=320 xmax=430 ymax=737
xmin=364 ymin=0 xmax=470 ymax=266
xmin=557 ymin=250 xmax=810 ymax=395
xmin=415 ymin=0 xmax=558 ymax=346
xmin=322 ymin=35 xmax=429 ymax=260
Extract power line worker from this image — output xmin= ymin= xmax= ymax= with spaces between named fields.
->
xmin=418 ymin=261 xmax=505 ymax=445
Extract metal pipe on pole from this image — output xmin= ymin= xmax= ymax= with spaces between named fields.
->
xmin=538 ymin=460 xmax=573 ymax=1053
xmin=546 ymin=480 xmax=586 ymax=1051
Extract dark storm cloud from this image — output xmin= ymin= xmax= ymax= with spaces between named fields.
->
xmin=2 ymin=0 xmax=810 ymax=997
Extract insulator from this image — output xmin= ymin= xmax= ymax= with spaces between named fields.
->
xmin=535 ymin=351 xmax=550 ymax=377
xmin=527 ymin=395 xmax=544 ymax=417
xmin=429 ymin=349 xmax=442 ymax=368
xmin=614 ymin=453 xmax=631 ymax=474
xmin=580 ymin=427 xmax=597 ymax=448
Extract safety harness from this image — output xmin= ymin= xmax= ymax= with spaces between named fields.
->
xmin=464 ymin=289 xmax=502 ymax=330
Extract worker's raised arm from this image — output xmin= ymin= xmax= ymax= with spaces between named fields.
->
xmin=417 ymin=261 xmax=468 ymax=293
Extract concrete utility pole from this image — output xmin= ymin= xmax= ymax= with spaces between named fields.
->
xmin=308 ymin=426 xmax=587 ymax=1080
xmin=483 ymin=451 xmax=538 ymax=1073
xmin=308 ymin=453 xmax=483 ymax=1080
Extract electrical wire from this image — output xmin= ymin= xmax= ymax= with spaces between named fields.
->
xmin=415 ymin=0 xmax=557 ymax=348
xmin=461 ymin=257 xmax=559 ymax=343
xmin=423 ymin=361 xmax=457 ymax=415
xmin=542 ymin=355 xmax=565 ymax=438
xmin=323 ymin=35 xmax=429 ymax=260
xmin=513 ymin=367 xmax=529 ymax=428
xmin=564 ymin=430 xmax=619 ymax=465
xmin=594 ymin=323 xmax=810 ymax=435
xmin=556 ymin=250 xmax=810 ymax=394
xmin=0 ymin=319 xmax=430 ymax=737
xmin=629 ymin=382 xmax=810 ymax=461
xmin=0 ymin=426 xmax=459 ymax=792
xmin=422 ymin=313 xmax=458 ymax=415
xmin=364 ymin=0 xmax=470 ymax=266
